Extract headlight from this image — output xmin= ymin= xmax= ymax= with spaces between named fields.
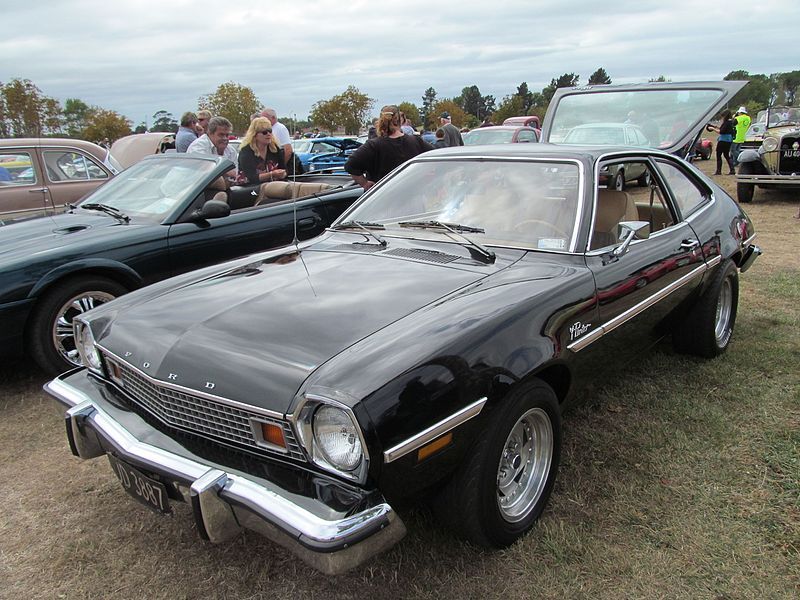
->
xmin=75 ymin=320 xmax=103 ymax=372
xmin=313 ymin=405 xmax=362 ymax=471
xmin=761 ymin=136 xmax=779 ymax=152
xmin=292 ymin=391 xmax=369 ymax=482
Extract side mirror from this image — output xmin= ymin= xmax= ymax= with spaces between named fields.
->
xmin=193 ymin=199 xmax=230 ymax=221
xmin=613 ymin=221 xmax=650 ymax=257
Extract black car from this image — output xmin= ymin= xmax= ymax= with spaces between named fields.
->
xmin=46 ymin=81 xmax=760 ymax=574
xmin=0 ymin=154 xmax=362 ymax=373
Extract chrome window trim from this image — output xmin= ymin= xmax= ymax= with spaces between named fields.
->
xmin=99 ymin=346 xmax=284 ymax=419
xmin=568 ymin=261 xmax=708 ymax=352
xmin=584 ymin=220 xmax=691 ymax=257
xmin=383 ymin=397 xmax=487 ymax=463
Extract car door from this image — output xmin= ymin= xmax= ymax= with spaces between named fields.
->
xmin=166 ymin=195 xmax=330 ymax=275
xmin=41 ymin=147 xmax=113 ymax=207
xmin=0 ymin=147 xmax=56 ymax=223
xmin=577 ymin=158 xmax=706 ymax=360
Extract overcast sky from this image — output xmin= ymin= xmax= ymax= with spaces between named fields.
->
xmin=2 ymin=0 xmax=797 ymax=126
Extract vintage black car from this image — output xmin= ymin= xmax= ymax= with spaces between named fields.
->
xmin=736 ymin=105 xmax=800 ymax=203
xmin=0 ymin=154 xmax=361 ymax=373
xmin=46 ymin=82 xmax=760 ymax=574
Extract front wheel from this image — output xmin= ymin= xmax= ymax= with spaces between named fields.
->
xmin=737 ymin=181 xmax=755 ymax=203
xmin=673 ymin=260 xmax=739 ymax=358
xmin=434 ymin=379 xmax=562 ymax=547
xmin=611 ymin=170 xmax=626 ymax=191
xmin=27 ymin=276 xmax=128 ymax=374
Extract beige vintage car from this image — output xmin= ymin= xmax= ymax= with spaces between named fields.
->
xmin=0 ymin=138 xmax=121 ymax=225
xmin=110 ymin=132 xmax=176 ymax=168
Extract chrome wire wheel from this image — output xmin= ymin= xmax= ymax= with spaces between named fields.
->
xmin=714 ymin=277 xmax=733 ymax=346
xmin=497 ymin=407 xmax=553 ymax=522
xmin=51 ymin=290 xmax=115 ymax=367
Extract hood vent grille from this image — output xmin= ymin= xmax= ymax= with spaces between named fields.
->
xmin=330 ymin=243 xmax=385 ymax=253
xmin=383 ymin=248 xmax=460 ymax=263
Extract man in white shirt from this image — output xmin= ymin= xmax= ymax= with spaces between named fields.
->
xmin=187 ymin=116 xmax=238 ymax=177
xmin=261 ymin=107 xmax=293 ymax=165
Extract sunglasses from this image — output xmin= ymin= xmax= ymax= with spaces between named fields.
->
xmin=259 ymin=129 xmax=272 ymax=135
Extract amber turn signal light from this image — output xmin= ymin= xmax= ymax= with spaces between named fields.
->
xmin=417 ymin=432 xmax=453 ymax=462
xmin=260 ymin=422 xmax=287 ymax=448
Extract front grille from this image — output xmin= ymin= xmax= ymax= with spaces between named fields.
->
xmin=778 ymin=136 xmax=800 ymax=174
xmin=105 ymin=355 xmax=305 ymax=462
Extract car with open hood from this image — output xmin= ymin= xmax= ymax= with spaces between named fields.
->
xmin=0 ymin=154 xmax=362 ymax=373
xmin=46 ymin=81 xmax=760 ymax=575
xmin=0 ymin=138 xmax=120 ymax=225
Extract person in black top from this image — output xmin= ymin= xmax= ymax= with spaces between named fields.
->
xmin=237 ymin=117 xmax=287 ymax=185
xmin=345 ymin=105 xmax=433 ymax=190
xmin=706 ymin=110 xmax=735 ymax=175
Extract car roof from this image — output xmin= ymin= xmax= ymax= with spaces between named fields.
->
xmin=0 ymin=137 xmax=109 ymax=160
xmin=418 ymin=141 xmax=660 ymax=161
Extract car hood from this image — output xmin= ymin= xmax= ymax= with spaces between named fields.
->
xmin=94 ymin=240 xmax=528 ymax=413
xmin=542 ymin=80 xmax=747 ymax=155
xmin=0 ymin=210 xmax=136 ymax=261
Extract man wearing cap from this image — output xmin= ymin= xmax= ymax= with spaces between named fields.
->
xmin=731 ymin=106 xmax=751 ymax=167
xmin=439 ymin=112 xmax=464 ymax=147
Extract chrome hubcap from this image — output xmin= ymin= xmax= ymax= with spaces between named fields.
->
xmin=714 ymin=278 xmax=733 ymax=345
xmin=52 ymin=291 xmax=115 ymax=366
xmin=497 ymin=407 xmax=553 ymax=522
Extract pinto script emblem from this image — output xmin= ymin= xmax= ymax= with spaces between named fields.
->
xmin=569 ymin=321 xmax=591 ymax=341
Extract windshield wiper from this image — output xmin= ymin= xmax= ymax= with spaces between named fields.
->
xmin=398 ymin=220 xmax=495 ymax=262
xmin=81 ymin=203 xmax=130 ymax=222
xmin=332 ymin=220 xmax=387 ymax=246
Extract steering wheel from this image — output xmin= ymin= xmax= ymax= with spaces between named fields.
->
xmin=513 ymin=219 xmax=568 ymax=239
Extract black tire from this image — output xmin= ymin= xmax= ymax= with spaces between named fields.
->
xmin=737 ymin=181 xmax=755 ymax=203
xmin=672 ymin=260 xmax=738 ymax=358
xmin=28 ymin=276 xmax=127 ymax=374
xmin=610 ymin=170 xmax=625 ymax=191
xmin=637 ymin=170 xmax=651 ymax=187
xmin=433 ymin=379 xmax=562 ymax=547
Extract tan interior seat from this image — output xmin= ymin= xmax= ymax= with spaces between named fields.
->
xmin=207 ymin=176 xmax=227 ymax=191
xmin=255 ymin=181 xmax=295 ymax=205
xmin=591 ymin=189 xmax=638 ymax=250
xmin=291 ymin=182 xmax=333 ymax=198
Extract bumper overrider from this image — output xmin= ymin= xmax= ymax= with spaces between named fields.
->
xmin=44 ymin=369 xmax=406 ymax=575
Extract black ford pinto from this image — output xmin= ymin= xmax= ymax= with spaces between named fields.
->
xmin=46 ymin=81 xmax=760 ymax=574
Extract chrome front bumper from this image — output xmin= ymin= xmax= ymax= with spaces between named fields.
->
xmin=44 ymin=370 xmax=405 ymax=575
xmin=736 ymin=173 xmax=800 ymax=185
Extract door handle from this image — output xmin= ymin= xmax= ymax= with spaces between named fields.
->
xmin=680 ymin=239 xmax=700 ymax=251
xmin=28 ymin=188 xmax=49 ymax=193
xmin=297 ymin=217 xmax=319 ymax=230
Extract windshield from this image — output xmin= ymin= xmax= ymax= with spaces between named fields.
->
xmin=463 ymin=129 xmax=515 ymax=145
xmin=342 ymin=159 xmax=581 ymax=251
xmin=548 ymin=88 xmax=724 ymax=149
xmin=756 ymin=106 xmax=800 ymax=126
xmin=78 ymin=158 xmax=218 ymax=219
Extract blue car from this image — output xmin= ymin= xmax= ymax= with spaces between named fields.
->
xmin=291 ymin=137 xmax=361 ymax=171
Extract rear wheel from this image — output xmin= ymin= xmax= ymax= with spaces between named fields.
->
xmin=434 ymin=379 xmax=561 ymax=547
xmin=611 ymin=170 xmax=625 ymax=191
xmin=637 ymin=170 xmax=651 ymax=187
xmin=736 ymin=163 xmax=755 ymax=203
xmin=28 ymin=276 xmax=127 ymax=374
xmin=673 ymin=260 xmax=738 ymax=358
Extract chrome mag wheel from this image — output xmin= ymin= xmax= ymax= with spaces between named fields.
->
xmin=714 ymin=276 xmax=733 ymax=346
xmin=52 ymin=290 xmax=115 ymax=367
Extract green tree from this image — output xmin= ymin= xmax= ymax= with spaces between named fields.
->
xmin=151 ymin=110 xmax=178 ymax=133
xmin=516 ymin=82 xmax=534 ymax=113
xmin=542 ymin=73 xmax=579 ymax=104
xmin=397 ymin=101 xmax=420 ymax=127
xmin=778 ymin=70 xmax=800 ymax=105
xmin=309 ymin=86 xmax=373 ymax=135
xmin=199 ymin=82 xmax=262 ymax=135
xmin=63 ymin=98 xmax=92 ymax=138
xmin=491 ymin=94 xmax=527 ymax=124
xmin=588 ymin=67 xmax=612 ymax=85
xmin=0 ymin=78 xmax=62 ymax=137
xmin=83 ymin=108 xmax=131 ymax=144
xmin=648 ymin=75 xmax=670 ymax=82
xmin=421 ymin=87 xmax=437 ymax=130
xmin=457 ymin=85 xmax=484 ymax=118
xmin=724 ymin=71 xmax=771 ymax=112
xmin=432 ymin=100 xmax=468 ymax=128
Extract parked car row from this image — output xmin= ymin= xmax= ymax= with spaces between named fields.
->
xmin=41 ymin=82 xmax=760 ymax=575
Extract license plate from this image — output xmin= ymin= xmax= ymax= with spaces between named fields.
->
xmin=782 ymin=149 xmax=800 ymax=158
xmin=108 ymin=454 xmax=171 ymax=514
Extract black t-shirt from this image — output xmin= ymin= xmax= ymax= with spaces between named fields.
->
xmin=238 ymin=144 xmax=285 ymax=185
xmin=345 ymin=134 xmax=433 ymax=183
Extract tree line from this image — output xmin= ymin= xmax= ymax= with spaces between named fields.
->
xmin=2 ymin=68 xmax=798 ymax=143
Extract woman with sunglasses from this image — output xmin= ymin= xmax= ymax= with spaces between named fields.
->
xmin=237 ymin=117 xmax=288 ymax=185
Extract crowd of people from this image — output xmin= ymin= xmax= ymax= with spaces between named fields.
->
xmin=172 ymin=104 xmax=473 ymax=191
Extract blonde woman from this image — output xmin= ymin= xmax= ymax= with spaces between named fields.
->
xmin=344 ymin=105 xmax=433 ymax=190
xmin=237 ymin=117 xmax=287 ymax=185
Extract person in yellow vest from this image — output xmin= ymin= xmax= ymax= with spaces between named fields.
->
xmin=731 ymin=106 xmax=751 ymax=167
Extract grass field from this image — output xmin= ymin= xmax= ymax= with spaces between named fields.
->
xmin=0 ymin=156 xmax=797 ymax=599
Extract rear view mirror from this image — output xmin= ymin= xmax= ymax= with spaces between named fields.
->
xmin=194 ymin=199 xmax=230 ymax=221
xmin=614 ymin=221 xmax=650 ymax=257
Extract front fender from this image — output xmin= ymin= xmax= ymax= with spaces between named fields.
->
xmin=29 ymin=258 xmax=143 ymax=299
xmin=737 ymin=149 xmax=761 ymax=164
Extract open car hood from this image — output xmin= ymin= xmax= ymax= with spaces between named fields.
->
xmin=541 ymin=81 xmax=747 ymax=155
